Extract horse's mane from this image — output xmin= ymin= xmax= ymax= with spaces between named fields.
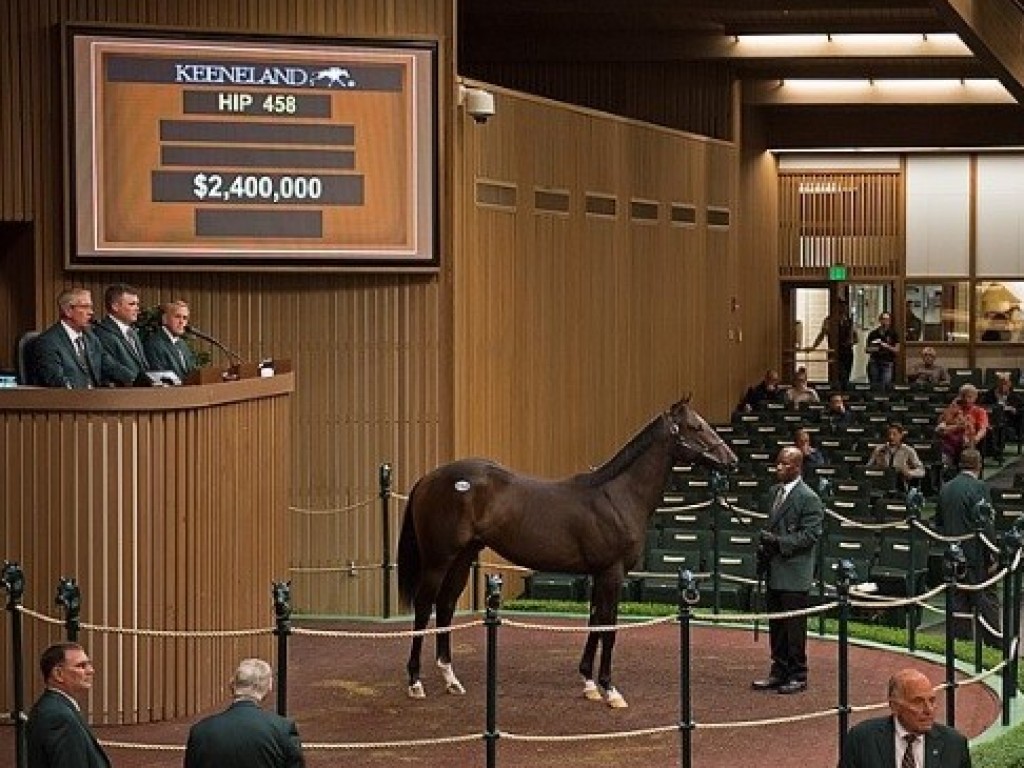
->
xmin=576 ymin=414 xmax=664 ymax=487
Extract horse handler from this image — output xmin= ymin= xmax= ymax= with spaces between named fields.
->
xmin=751 ymin=446 xmax=824 ymax=695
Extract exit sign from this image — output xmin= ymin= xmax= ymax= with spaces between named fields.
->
xmin=828 ymin=264 xmax=848 ymax=281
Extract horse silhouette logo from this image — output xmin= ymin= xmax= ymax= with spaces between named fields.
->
xmin=312 ymin=67 xmax=355 ymax=88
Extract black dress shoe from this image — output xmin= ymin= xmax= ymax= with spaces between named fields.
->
xmin=751 ymin=677 xmax=785 ymax=691
xmin=777 ymin=680 xmax=807 ymax=694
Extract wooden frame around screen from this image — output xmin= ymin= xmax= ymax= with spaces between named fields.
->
xmin=63 ymin=25 xmax=439 ymax=272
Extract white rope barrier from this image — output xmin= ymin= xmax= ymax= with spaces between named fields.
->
xmin=16 ymin=606 xmax=273 ymax=638
xmin=288 ymin=497 xmax=375 ymax=515
xmin=291 ymin=620 xmax=485 ymax=640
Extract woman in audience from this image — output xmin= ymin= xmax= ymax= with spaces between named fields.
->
xmin=785 ymin=366 xmax=820 ymax=408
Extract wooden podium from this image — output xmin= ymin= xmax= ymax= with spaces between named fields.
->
xmin=0 ymin=372 xmax=294 ymax=724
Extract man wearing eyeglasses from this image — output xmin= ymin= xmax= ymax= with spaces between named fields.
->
xmin=27 ymin=642 xmax=111 ymax=767
xmin=28 ymin=288 xmax=134 ymax=388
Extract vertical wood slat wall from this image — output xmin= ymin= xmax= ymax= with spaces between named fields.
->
xmin=0 ymin=0 xmax=779 ymax=633
xmin=455 ymin=86 xmax=741 ymax=476
xmin=777 ymin=172 xmax=904 ymax=279
xmin=0 ymin=380 xmax=292 ymax=723
xmin=0 ymin=0 xmax=455 ymax=620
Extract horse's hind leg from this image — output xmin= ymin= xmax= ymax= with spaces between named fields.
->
xmin=407 ymin=570 xmax=444 ymax=698
xmin=432 ymin=546 xmax=480 ymax=695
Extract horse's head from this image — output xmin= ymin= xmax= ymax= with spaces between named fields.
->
xmin=664 ymin=397 xmax=738 ymax=470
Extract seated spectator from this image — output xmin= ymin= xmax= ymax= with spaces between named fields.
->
xmin=784 ymin=367 xmax=820 ymax=408
xmin=737 ymin=369 xmax=784 ymax=413
xmin=794 ymin=427 xmax=826 ymax=469
xmin=979 ymin=373 xmax=1022 ymax=461
xmin=822 ymin=392 xmax=854 ymax=433
xmin=906 ymin=347 xmax=949 ymax=386
xmin=936 ymin=384 xmax=989 ymax=468
xmin=866 ymin=423 xmax=926 ymax=494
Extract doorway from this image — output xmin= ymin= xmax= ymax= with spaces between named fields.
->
xmin=784 ymin=282 xmax=893 ymax=389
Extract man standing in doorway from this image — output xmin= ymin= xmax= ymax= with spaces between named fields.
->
xmin=805 ymin=294 xmax=857 ymax=391
xmin=865 ymin=311 xmax=900 ymax=391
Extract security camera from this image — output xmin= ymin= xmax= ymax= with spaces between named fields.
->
xmin=459 ymin=85 xmax=495 ymax=124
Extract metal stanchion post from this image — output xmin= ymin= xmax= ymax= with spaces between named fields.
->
xmin=710 ymin=476 xmax=722 ymax=615
xmin=379 ymin=463 xmax=392 ymax=619
xmin=55 ymin=577 xmax=81 ymax=642
xmin=817 ymin=476 xmax=832 ymax=637
xmin=942 ymin=544 xmax=966 ymax=729
xmin=905 ymin=488 xmax=924 ymax=652
xmin=999 ymin=530 xmax=1018 ymax=726
xmin=1011 ymin=523 xmax=1024 ymax=695
xmin=272 ymin=581 xmax=292 ymax=717
xmin=836 ymin=559 xmax=855 ymax=757
xmin=678 ymin=569 xmax=699 ymax=768
xmin=484 ymin=574 xmax=503 ymax=768
xmin=3 ymin=561 xmax=27 ymax=768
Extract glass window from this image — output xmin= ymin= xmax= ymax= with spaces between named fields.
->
xmin=976 ymin=281 xmax=1024 ymax=342
xmin=905 ymin=282 xmax=969 ymax=343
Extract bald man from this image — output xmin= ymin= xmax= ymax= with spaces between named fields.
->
xmin=840 ymin=668 xmax=971 ymax=767
xmin=751 ymin=446 xmax=823 ymax=695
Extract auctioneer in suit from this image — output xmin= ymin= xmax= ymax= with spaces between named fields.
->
xmin=27 ymin=689 xmax=111 ymax=768
xmin=143 ymin=328 xmax=198 ymax=382
xmin=30 ymin=322 xmax=133 ymax=389
xmin=93 ymin=315 xmax=151 ymax=381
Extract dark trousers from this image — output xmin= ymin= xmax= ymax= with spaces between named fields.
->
xmin=952 ymin=584 xmax=1002 ymax=649
xmin=766 ymin=589 xmax=809 ymax=682
xmin=836 ymin=347 xmax=854 ymax=391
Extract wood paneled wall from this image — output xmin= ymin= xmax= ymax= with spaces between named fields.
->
xmin=0 ymin=377 xmax=293 ymax=722
xmin=778 ymin=172 xmax=904 ymax=279
xmin=0 ymin=1 xmax=455 ymax=620
xmin=454 ymin=86 xmax=741 ymax=474
xmin=0 ymin=0 xmax=780 ymax=627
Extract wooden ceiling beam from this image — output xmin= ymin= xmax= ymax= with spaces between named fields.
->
xmin=934 ymin=0 xmax=1024 ymax=104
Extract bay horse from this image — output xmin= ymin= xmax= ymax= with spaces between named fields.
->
xmin=397 ymin=398 xmax=736 ymax=707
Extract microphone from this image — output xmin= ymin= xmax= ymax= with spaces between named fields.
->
xmin=185 ymin=325 xmax=244 ymax=364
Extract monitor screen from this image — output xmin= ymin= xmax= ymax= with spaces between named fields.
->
xmin=64 ymin=27 xmax=438 ymax=271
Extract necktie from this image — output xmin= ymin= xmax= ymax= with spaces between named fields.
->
xmin=901 ymin=734 xmax=917 ymax=768
xmin=770 ymin=488 xmax=786 ymax=514
xmin=127 ymin=328 xmax=142 ymax=360
xmin=75 ymin=336 xmax=97 ymax=386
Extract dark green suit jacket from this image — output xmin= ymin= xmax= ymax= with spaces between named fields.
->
xmin=763 ymin=478 xmax=824 ymax=592
xmin=29 ymin=322 xmax=133 ymax=389
xmin=26 ymin=689 xmax=112 ymax=768
xmin=935 ymin=471 xmax=994 ymax=580
xmin=184 ymin=699 xmax=305 ymax=768
xmin=142 ymin=328 xmax=198 ymax=382
xmin=840 ymin=716 xmax=971 ymax=767
xmin=93 ymin=316 xmax=150 ymax=381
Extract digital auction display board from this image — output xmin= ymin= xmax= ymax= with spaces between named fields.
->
xmin=65 ymin=28 xmax=438 ymax=270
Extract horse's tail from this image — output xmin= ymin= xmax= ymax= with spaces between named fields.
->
xmin=396 ymin=480 xmax=422 ymax=608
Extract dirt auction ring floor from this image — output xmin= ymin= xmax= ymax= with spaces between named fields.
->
xmin=2 ymin=618 xmax=1003 ymax=768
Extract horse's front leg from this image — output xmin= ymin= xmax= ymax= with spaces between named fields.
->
xmin=579 ymin=571 xmax=627 ymax=708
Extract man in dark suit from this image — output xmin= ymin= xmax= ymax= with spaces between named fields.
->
xmin=934 ymin=449 xmax=1000 ymax=647
xmin=143 ymin=299 xmax=198 ymax=382
xmin=93 ymin=282 xmax=150 ymax=381
xmin=752 ymin=445 xmax=824 ymax=694
xmin=840 ymin=668 xmax=971 ymax=767
xmin=184 ymin=657 xmax=305 ymax=768
xmin=29 ymin=288 xmax=134 ymax=388
xmin=26 ymin=642 xmax=111 ymax=768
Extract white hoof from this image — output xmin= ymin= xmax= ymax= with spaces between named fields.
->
xmin=604 ymin=687 xmax=629 ymax=709
xmin=583 ymin=679 xmax=603 ymax=702
xmin=437 ymin=661 xmax=466 ymax=695
xmin=408 ymin=680 xmax=426 ymax=699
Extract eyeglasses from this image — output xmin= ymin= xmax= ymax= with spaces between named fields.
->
xmin=70 ymin=303 xmax=94 ymax=309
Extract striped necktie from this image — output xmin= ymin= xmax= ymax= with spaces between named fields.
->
xmin=901 ymin=734 xmax=917 ymax=768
